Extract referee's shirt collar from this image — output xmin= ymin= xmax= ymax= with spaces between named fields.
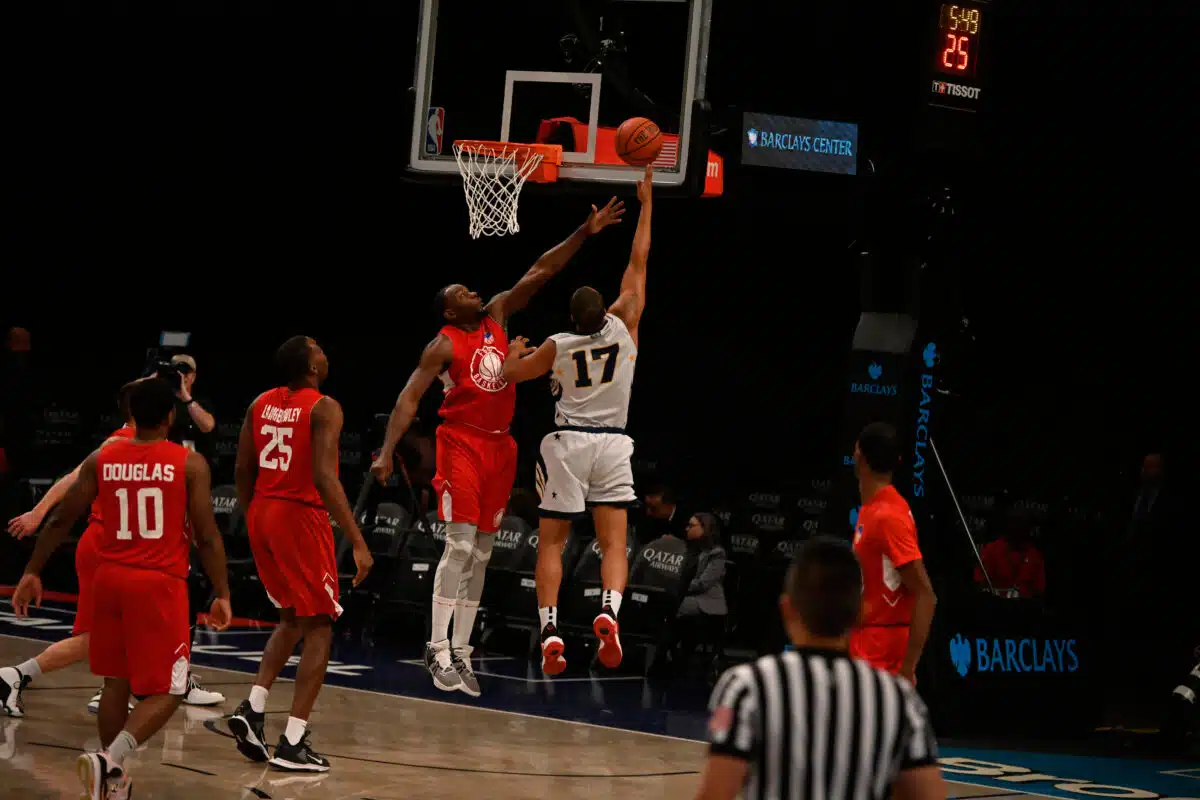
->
xmin=788 ymin=646 xmax=850 ymax=659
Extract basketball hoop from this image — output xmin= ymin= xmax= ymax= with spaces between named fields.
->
xmin=453 ymin=141 xmax=563 ymax=239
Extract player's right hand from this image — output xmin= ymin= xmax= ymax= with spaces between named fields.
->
xmin=208 ymin=596 xmax=232 ymax=631
xmin=12 ymin=573 xmax=42 ymax=617
xmin=507 ymin=336 xmax=535 ymax=360
xmin=370 ymin=452 xmax=393 ymax=485
xmin=352 ymin=543 xmax=374 ymax=587
xmin=636 ymin=165 xmax=653 ymax=204
xmin=7 ymin=511 xmax=42 ymax=539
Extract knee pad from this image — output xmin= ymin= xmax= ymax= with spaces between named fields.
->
xmin=441 ymin=523 xmax=477 ymax=567
xmin=472 ymin=534 xmax=495 ymax=567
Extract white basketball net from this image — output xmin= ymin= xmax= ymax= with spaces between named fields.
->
xmin=453 ymin=142 xmax=545 ymax=239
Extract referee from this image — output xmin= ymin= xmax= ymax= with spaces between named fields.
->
xmin=696 ymin=537 xmax=945 ymax=800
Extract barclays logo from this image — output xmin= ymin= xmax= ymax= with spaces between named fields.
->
xmin=747 ymin=128 xmax=759 ymax=147
xmin=851 ymin=361 xmax=898 ymax=396
xmin=922 ymin=342 xmax=938 ymax=368
xmin=951 ymin=633 xmax=1079 ymax=676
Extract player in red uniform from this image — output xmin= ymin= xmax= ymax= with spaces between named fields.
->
xmin=227 ymin=335 xmax=372 ymax=773
xmin=370 ymin=198 xmax=625 ymax=695
xmin=849 ymin=422 xmax=938 ymax=683
xmin=1 ymin=380 xmax=223 ymax=718
xmin=11 ymin=377 xmax=232 ymax=800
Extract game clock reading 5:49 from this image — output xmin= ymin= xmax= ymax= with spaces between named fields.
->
xmin=936 ymin=3 xmax=983 ymax=78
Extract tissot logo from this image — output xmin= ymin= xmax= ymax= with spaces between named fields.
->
xmin=931 ymin=80 xmax=981 ymax=99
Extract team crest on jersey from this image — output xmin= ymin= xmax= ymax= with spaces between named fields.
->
xmin=470 ymin=345 xmax=508 ymax=392
xmin=483 ymin=330 xmax=494 ymax=344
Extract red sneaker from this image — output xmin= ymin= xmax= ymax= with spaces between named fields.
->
xmin=592 ymin=607 xmax=623 ymax=669
xmin=541 ymin=625 xmax=567 ymax=676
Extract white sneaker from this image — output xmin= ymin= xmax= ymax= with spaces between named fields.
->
xmin=0 ymin=667 xmax=30 ymax=718
xmin=182 ymin=673 xmax=224 ymax=706
xmin=87 ymin=690 xmax=134 ymax=715
xmin=77 ymin=751 xmax=130 ymax=800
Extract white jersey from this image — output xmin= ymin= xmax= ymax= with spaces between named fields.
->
xmin=549 ymin=314 xmax=637 ymax=430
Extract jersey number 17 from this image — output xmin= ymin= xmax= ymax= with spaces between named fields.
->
xmin=571 ymin=344 xmax=620 ymax=388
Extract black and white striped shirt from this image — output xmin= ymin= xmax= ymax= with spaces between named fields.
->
xmin=707 ymin=648 xmax=938 ymax=800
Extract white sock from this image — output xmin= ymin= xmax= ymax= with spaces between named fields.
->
xmin=602 ymin=590 xmax=622 ymax=617
xmin=18 ymin=659 xmax=42 ymax=680
xmin=248 ymin=685 xmax=268 ymax=714
xmin=431 ymin=597 xmax=455 ymax=644
xmin=452 ymin=600 xmax=480 ymax=649
xmin=538 ymin=606 xmax=557 ymax=631
xmin=106 ymin=730 xmax=137 ymax=768
xmin=284 ymin=716 xmax=308 ymax=746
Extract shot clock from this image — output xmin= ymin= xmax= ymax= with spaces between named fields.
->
xmin=928 ymin=1 xmax=989 ymax=112
xmin=936 ymin=3 xmax=982 ymax=79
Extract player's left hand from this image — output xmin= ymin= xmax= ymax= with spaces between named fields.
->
xmin=12 ymin=573 xmax=42 ymax=617
xmin=7 ymin=510 xmax=43 ymax=539
xmin=586 ymin=197 xmax=625 ymax=234
xmin=352 ymin=543 xmax=374 ymax=587
xmin=898 ymin=666 xmax=917 ymax=685
xmin=207 ymin=596 xmax=232 ymax=631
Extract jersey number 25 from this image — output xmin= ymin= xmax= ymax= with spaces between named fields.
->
xmin=259 ymin=425 xmax=294 ymax=471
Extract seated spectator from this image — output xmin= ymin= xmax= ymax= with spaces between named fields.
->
xmin=659 ymin=513 xmax=728 ymax=675
xmin=974 ymin=508 xmax=1045 ymax=598
xmin=642 ymin=483 xmax=692 ymax=540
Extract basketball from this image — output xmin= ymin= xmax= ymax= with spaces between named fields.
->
xmin=615 ymin=117 xmax=663 ymax=166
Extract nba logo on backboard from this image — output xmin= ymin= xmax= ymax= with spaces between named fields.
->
xmin=425 ymin=106 xmax=445 ymax=155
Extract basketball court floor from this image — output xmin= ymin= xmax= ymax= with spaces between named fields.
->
xmin=2 ymin=601 xmax=1196 ymax=799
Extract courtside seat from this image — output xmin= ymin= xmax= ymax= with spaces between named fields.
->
xmin=480 ymin=515 xmax=538 ymax=631
xmin=619 ymin=535 xmax=690 ymax=644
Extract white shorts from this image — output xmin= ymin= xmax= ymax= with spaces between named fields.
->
xmin=536 ymin=429 xmax=636 ymax=517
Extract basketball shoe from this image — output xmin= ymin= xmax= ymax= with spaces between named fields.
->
xmin=540 ymin=623 xmax=567 ymax=676
xmin=77 ymin=752 xmax=131 ymax=800
xmin=452 ymin=645 xmax=481 ymax=697
xmin=181 ymin=673 xmax=225 ymax=706
xmin=87 ymin=688 xmax=135 ymax=715
xmin=269 ymin=730 xmax=330 ymax=773
xmin=593 ymin=605 xmax=623 ymax=669
xmin=0 ymin=667 xmax=31 ymax=717
xmin=424 ymin=641 xmax=462 ymax=692
xmin=228 ymin=700 xmax=270 ymax=762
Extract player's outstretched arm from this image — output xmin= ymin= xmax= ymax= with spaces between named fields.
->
xmin=8 ymin=434 xmax=132 ymax=539
xmin=371 ymin=335 xmax=452 ymax=485
xmin=609 ymin=166 xmax=652 ymax=345
xmin=503 ymin=336 xmax=557 ymax=384
xmin=234 ymin=401 xmax=261 ymax=514
xmin=186 ymin=450 xmax=232 ymax=630
xmin=486 ymin=198 xmax=626 ymax=325
xmin=12 ymin=450 xmax=101 ymax=616
xmin=314 ymin=396 xmax=373 ymax=586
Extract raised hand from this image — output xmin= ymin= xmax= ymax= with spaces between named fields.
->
xmin=506 ymin=336 xmax=536 ymax=361
xmin=636 ymin=165 xmax=653 ymax=204
xmin=586 ymin=197 xmax=626 ymax=234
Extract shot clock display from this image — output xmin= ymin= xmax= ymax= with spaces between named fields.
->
xmin=935 ymin=4 xmax=983 ymax=78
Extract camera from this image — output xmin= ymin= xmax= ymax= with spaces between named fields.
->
xmin=142 ymin=332 xmax=193 ymax=393
xmin=145 ymin=359 xmax=186 ymax=392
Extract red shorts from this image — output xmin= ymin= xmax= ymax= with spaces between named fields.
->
xmin=850 ymin=625 xmax=910 ymax=675
xmin=433 ymin=424 xmax=517 ymax=533
xmin=90 ymin=563 xmax=191 ymax=697
xmin=73 ymin=522 xmax=103 ymax=636
xmin=246 ymin=497 xmax=341 ymax=619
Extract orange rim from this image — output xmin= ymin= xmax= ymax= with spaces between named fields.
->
xmin=454 ymin=140 xmax=563 ymax=183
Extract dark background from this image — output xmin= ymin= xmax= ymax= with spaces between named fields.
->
xmin=4 ymin=2 xmax=1181 ymax=499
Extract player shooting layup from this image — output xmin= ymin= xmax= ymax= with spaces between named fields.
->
xmin=371 ymin=199 xmax=625 ymax=696
xmin=503 ymin=166 xmax=653 ymax=674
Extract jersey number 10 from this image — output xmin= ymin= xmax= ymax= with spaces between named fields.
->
xmin=114 ymin=487 xmax=164 ymax=540
xmin=571 ymin=344 xmax=620 ymax=388
xmin=259 ymin=425 xmax=294 ymax=471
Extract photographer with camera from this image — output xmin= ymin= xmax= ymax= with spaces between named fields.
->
xmin=156 ymin=354 xmax=215 ymax=456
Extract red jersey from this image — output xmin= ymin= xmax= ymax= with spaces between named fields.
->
xmin=250 ymin=387 xmax=326 ymax=508
xmin=94 ymin=438 xmax=191 ymax=580
xmin=87 ymin=425 xmax=137 ymax=525
xmin=853 ymin=485 xmax=922 ymax=627
xmin=438 ymin=316 xmax=516 ymax=434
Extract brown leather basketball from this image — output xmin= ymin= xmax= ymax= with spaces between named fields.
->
xmin=614 ymin=117 xmax=663 ymax=166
